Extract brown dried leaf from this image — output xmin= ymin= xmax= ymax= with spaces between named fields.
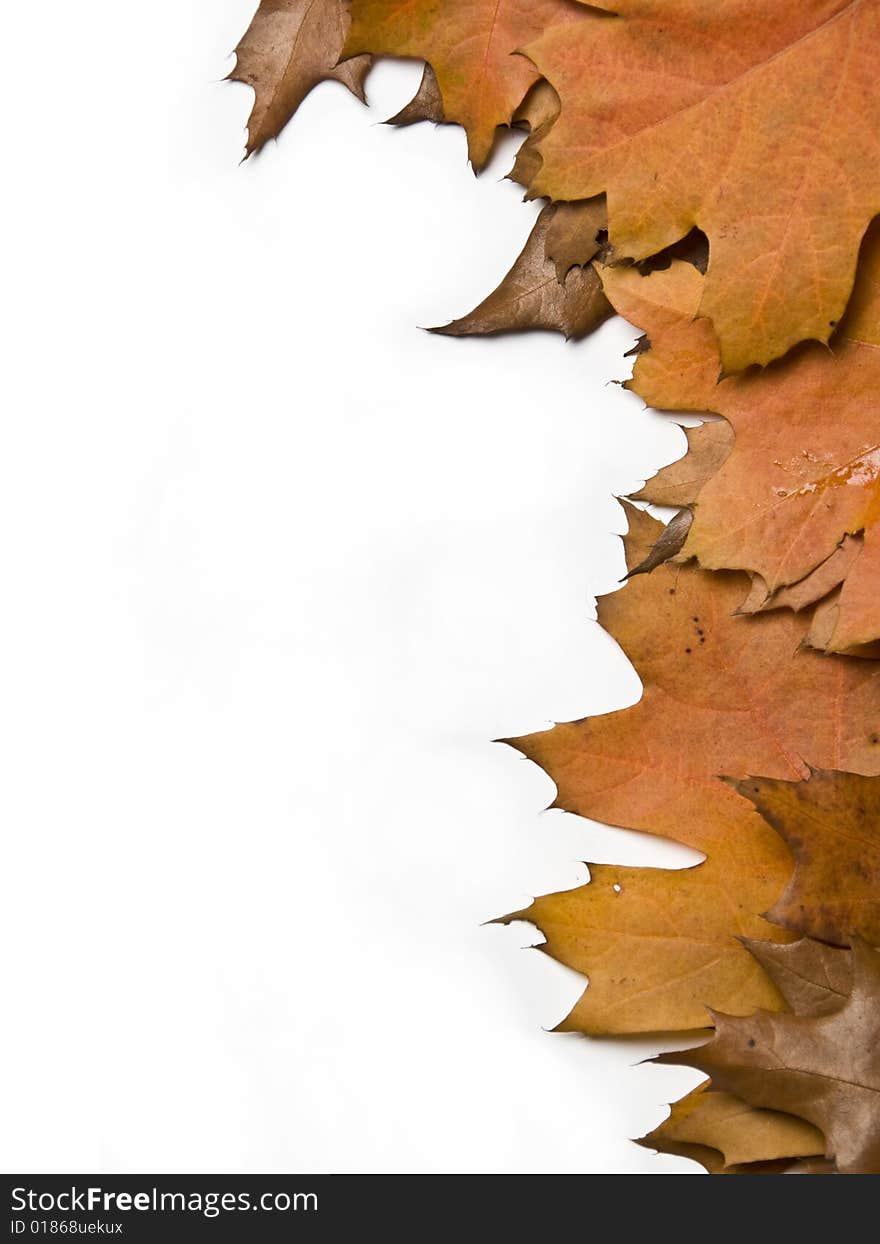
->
xmin=544 ymin=198 xmax=606 ymax=282
xmin=741 ymin=937 xmax=852 ymax=1019
xmin=661 ymin=940 xmax=880 ymax=1174
xmin=231 ymin=0 xmax=371 ymax=157
xmin=640 ymin=1083 xmax=823 ymax=1171
xmin=632 ymin=422 xmax=734 ymax=510
xmin=737 ymin=769 xmax=880 ymax=946
xmin=430 ymin=205 xmax=610 ymax=341
xmin=385 ymin=63 xmax=444 ymax=127
xmin=625 ymin=507 xmax=692 ymax=579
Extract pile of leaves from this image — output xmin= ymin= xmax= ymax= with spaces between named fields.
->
xmin=228 ymin=0 xmax=880 ymax=1173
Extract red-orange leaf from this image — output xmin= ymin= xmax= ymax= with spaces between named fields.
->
xmin=661 ymin=940 xmax=880 ymax=1174
xmin=431 ymin=204 xmax=609 ymax=341
xmin=525 ymin=0 xmax=880 ymax=370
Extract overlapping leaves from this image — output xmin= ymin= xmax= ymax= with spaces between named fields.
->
xmin=600 ymin=226 xmax=880 ymax=653
xmin=227 ymin=0 xmax=880 ymax=1173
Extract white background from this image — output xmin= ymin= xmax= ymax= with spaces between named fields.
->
xmin=2 ymin=2 xmax=705 ymax=1172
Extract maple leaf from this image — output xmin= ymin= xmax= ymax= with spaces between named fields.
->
xmin=625 ymin=507 xmax=692 ymax=579
xmin=543 ymin=197 xmax=607 ymax=282
xmin=632 ymin=423 xmax=734 ymax=511
xmin=639 ymin=1082 xmax=823 ymax=1172
xmin=600 ymin=223 xmax=880 ymax=646
xmin=805 ymin=533 xmax=880 ymax=655
xmin=224 ymin=0 xmax=880 ymax=1173
xmin=385 ymin=63 xmax=444 ymax=128
xmin=431 ymin=204 xmax=609 ymax=341
xmin=736 ymin=769 xmax=880 ymax=946
xmin=344 ymin=0 xmax=584 ymax=170
xmin=507 ymin=80 xmax=561 ymax=189
xmin=385 ymin=65 xmax=573 ymax=195
xmin=501 ymin=858 xmax=792 ymax=1035
xmin=742 ymin=936 xmax=852 ymax=1018
xmin=524 ymin=0 xmax=880 ymax=370
xmin=661 ymin=940 xmax=880 ymax=1174
xmin=500 ymin=505 xmax=880 ymax=1033
xmin=230 ymin=0 xmax=371 ymax=157
xmin=646 ymin=938 xmax=851 ymax=1171
xmin=510 ymin=506 xmax=880 ymax=850
xmin=737 ymin=536 xmax=863 ymax=621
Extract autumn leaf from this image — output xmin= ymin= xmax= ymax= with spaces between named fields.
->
xmin=639 ymin=1082 xmax=823 ymax=1172
xmin=544 ymin=198 xmax=606 ymax=282
xmin=500 ymin=505 xmax=880 ymax=1033
xmin=384 ymin=61 xmax=564 ymax=194
xmin=507 ymin=80 xmax=561 ymax=189
xmin=230 ymin=0 xmax=371 ymax=157
xmin=742 ymin=936 xmax=852 ymax=1018
xmin=781 ymin=1158 xmax=839 ymax=1174
xmin=224 ymin=0 xmax=880 ymax=1175
xmin=737 ymin=536 xmax=863 ymax=620
xmin=500 ymin=857 xmax=792 ymax=1035
xmin=646 ymin=938 xmax=852 ymax=1172
xmin=805 ymin=532 xmax=880 ymax=655
xmin=661 ymin=940 xmax=880 ymax=1174
xmin=736 ymin=769 xmax=880 ymax=946
xmin=631 ymin=423 xmax=733 ymax=511
xmin=431 ymin=204 xmax=609 ymax=341
xmin=625 ymin=507 xmax=692 ymax=579
xmin=510 ymin=506 xmax=880 ymax=851
xmin=344 ymin=0 xmax=584 ymax=170
xmin=600 ymin=225 xmax=880 ymax=647
xmin=524 ymin=0 xmax=880 ymax=370
xmin=385 ymin=63 xmax=444 ymax=128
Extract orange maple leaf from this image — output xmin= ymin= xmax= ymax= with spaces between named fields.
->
xmin=600 ymin=222 xmax=880 ymax=647
xmin=525 ymin=0 xmax=880 ymax=369
xmin=344 ymin=0 xmax=585 ymax=170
